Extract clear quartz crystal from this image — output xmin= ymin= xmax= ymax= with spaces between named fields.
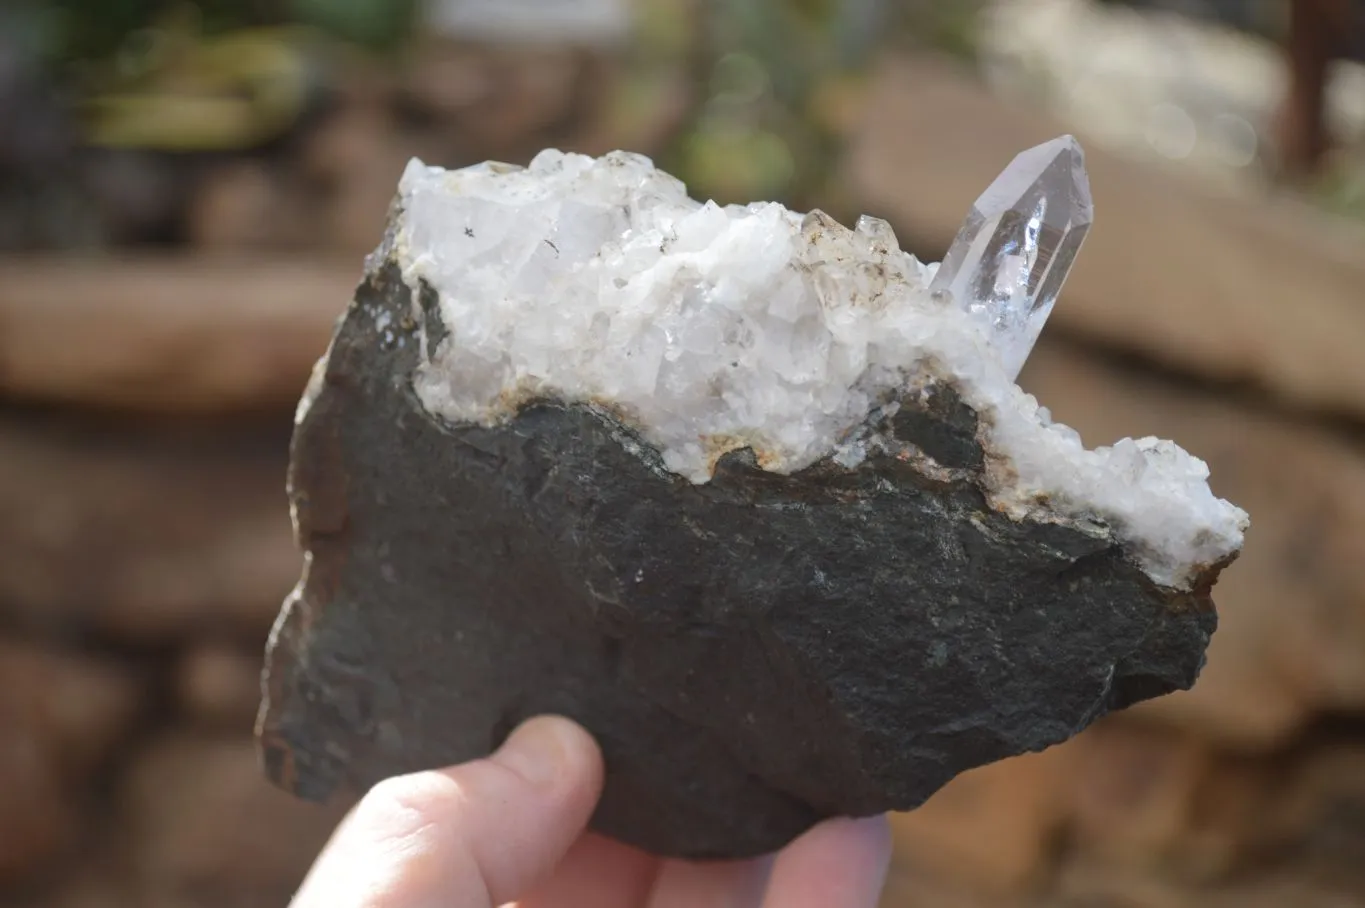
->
xmin=929 ymin=135 xmax=1093 ymax=379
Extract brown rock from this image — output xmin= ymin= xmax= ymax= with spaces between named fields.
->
xmin=1056 ymin=859 xmax=1365 ymax=908
xmin=400 ymin=42 xmax=496 ymax=118
xmin=890 ymin=748 xmax=1070 ymax=894
xmin=878 ymin=863 xmax=1020 ymax=908
xmin=175 ymin=643 xmax=265 ymax=730
xmin=0 ymin=723 xmax=72 ymax=882
xmin=1181 ymin=751 xmax=1285 ymax=878
xmin=0 ymin=256 xmax=350 ymax=413
xmin=0 ymin=639 xmax=143 ymax=783
xmin=1066 ymin=722 xmax=1206 ymax=873
xmin=1276 ymin=746 xmax=1365 ymax=867
xmin=0 ymin=414 xmax=297 ymax=641
xmin=302 ymin=98 xmax=400 ymax=180
xmin=1019 ymin=341 xmax=1365 ymax=748
xmin=1063 ymin=720 xmax=1277 ymax=881
xmin=324 ymin=154 xmax=411 ymax=262
xmin=1053 ymin=861 xmax=1191 ymax=908
xmin=4 ymin=861 xmax=136 ymax=908
xmin=845 ymin=55 xmax=1365 ymax=419
xmin=0 ymin=640 xmax=142 ymax=882
xmin=120 ymin=733 xmax=348 ymax=906
xmin=472 ymin=48 xmax=595 ymax=148
xmin=185 ymin=161 xmax=298 ymax=253
xmin=404 ymin=41 xmax=611 ymax=164
xmin=566 ymin=63 xmax=696 ymax=162
xmin=299 ymin=104 xmax=413 ymax=259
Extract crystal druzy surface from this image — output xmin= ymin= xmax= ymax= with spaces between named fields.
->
xmin=387 ymin=140 xmax=1239 ymax=588
xmin=259 ymin=138 xmax=1248 ymax=859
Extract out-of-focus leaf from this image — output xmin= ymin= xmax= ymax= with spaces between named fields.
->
xmin=1314 ymin=157 xmax=1365 ymax=222
xmin=287 ymin=0 xmax=417 ymax=50
xmin=43 ymin=0 xmax=165 ymax=62
xmin=682 ymin=124 xmax=795 ymax=201
xmin=84 ymin=28 xmax=314 ymax=151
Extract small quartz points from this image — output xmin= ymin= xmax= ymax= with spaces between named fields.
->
xmin=258 ymin=144 xmax=1245 ymax=860
xmin=930 ymin=135 xmax=1093 ymax=379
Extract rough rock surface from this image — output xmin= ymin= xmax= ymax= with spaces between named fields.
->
xmin=258 ymin=261 xmax=1232 ymax=859
xmin=1019 ymin=342 xmax=1365 ymax=747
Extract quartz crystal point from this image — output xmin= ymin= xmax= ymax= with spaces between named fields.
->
xmin=929 ymin=134 xmax=1093 ymax=379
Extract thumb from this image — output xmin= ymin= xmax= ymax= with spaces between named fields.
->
xmin=291 ymin=715 xmax=604 ymax=908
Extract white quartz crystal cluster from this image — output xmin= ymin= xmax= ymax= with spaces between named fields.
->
xmin=391 ymin=148 xmax=1246 ymax=589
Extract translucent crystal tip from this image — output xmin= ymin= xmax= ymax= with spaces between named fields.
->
xmin=930 ymin=134 xmax=1094 ymax=379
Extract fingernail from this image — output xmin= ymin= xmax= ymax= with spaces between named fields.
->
xmin=493 ymin=716 xmax=578 ymax=787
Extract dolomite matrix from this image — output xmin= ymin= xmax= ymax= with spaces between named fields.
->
xmin=257 ymin=137 xmax=1248 ymax=859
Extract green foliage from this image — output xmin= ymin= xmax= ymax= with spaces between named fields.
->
xmin=1313 ymin=157 xmax=1365 ymax=223
xmin=285 ymin=0 xmax=418 ymax=51
xmin=34 ymin=0 xmax=415 ymax=67
xmin=903 ymin=0 xmax=985 ymax=61
xmin=643 ymin=0 xmax=990 ymax=206
xmin=659 ymin=0 xmax=888 ymax=206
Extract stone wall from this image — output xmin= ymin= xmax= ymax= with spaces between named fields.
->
xmin=0 ymin=261 xmax=348 ymax=906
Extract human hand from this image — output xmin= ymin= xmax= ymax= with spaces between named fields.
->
xmin=292 ymin=715 xmax=891 ymax=907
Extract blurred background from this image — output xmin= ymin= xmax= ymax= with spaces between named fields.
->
xmin=1 ymin=0 xmax=1364 ymax=905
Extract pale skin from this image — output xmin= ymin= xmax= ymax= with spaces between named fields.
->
xmin=292 ymin=716 xmax=892 ymax=908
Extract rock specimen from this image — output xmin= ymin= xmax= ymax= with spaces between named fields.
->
xmin=258 ymin=139 xmax=1248 ymax=859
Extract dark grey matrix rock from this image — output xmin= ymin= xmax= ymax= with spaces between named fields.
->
xmin=257 ymin=260 xmax=1230 ymax=860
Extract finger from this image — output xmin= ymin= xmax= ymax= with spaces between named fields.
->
xmin=291 ymin=715 xmax=604 ymax=908
xmin=517 ymin=832 xmax=661 ymax=908
xmin=759 ymin=815 xmax=891 ymax=908
xmin=646 ymin=855 xmax=774 ymax=908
